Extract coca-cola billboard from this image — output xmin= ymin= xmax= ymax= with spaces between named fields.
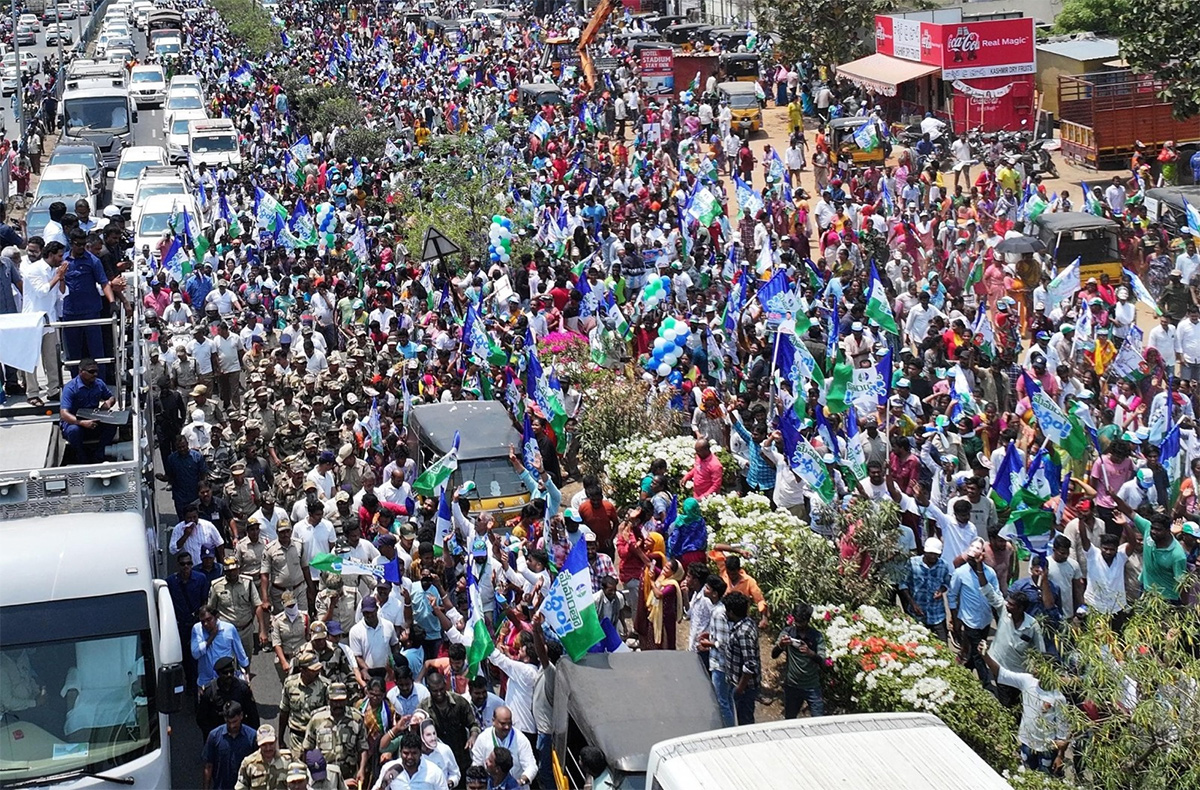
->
xmin=872 ymin=15 xmax=1034 ymax=79
xmin=939 ymin=18 xmax=1035 ymax=80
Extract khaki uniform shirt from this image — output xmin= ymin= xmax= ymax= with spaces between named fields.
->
xmin=236 ymin=536 xmax=268 ymax=580
xmin=261 ymin=540 xmax=306 ymax=591
xmin=314 ymin=588 xmax=361 ymax=637
xmin=234 ymin=748 xmax=292 ymax=790
xmin=208 ymin=575 xmax=262 ymax=629
xmin=270 ymin=611 xmax=310 ymax=662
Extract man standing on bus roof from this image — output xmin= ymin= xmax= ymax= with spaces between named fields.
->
xmin=60 ymin=231 xmax=113 ymax=380
xmin=59 ymin=356 xmax=117 ymax=464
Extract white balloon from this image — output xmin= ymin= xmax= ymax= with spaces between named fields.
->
xmin=663 ymin=328 xmax=677 ymax=342
xmin=657 ymin=362 xmax=672 ymax=376
xmin=653 ymin=337 xmax=667 ymax=351
xmin=500 ymin=252 xmax=510 ymax=262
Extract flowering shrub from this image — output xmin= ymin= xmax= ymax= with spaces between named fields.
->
xmin=601 ymin=433 xmax=735 ymax=505
xmin=537 ymin=331 xmax=607 ymax=385
xmin=815 ymin=604 xmax=1018 ymax=773
xmin=578 ymin=379 xmax=677 ymax=478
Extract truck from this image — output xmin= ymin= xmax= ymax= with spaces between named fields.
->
xmin=1058 ymin=69 xmax=1200 ymax=170
xmin=24 ymin=0 xmax=46 ymax=16
xmin=0 ymin=286 xmax=184 ymax=788
xmin=645 ymin=714 xmax=1014 ymax=789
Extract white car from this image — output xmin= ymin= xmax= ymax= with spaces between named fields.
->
xmin=135 ymin=193 xmax=201 ymax=253
xmin=106 ymin=47 xmax=135 ymax=66
xmin=167 ymin=75 xmax=204 ymax=102
xmin=18 ymin=13 xmax=42 ymax=31
xmin=1 ymin=67 xmax=19 ymax=98
xmin=33 ymin=164 xmax=95 ymax=214
xmin=164 ymin=108 xmax=207 ymax=163
xmin=45 ymin=23 xmax=74 ymax=45
xmin=111 ymin=145 xmax=167 ymax=208
xmin=163 ymin=88 xmax=204 ymax=115
xmin=131 ymin=166 xmax=190 ymax=227
xmin=129 ymin=63 xmax=166 ymax=106
xmin=2 ymin=52 xmax=39 ymax=74
xmin=153 ymin=35 xmax=182 ymax=60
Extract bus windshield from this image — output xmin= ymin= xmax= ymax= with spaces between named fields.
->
xmin=0 ymin=595 xmax=159 ymax=784
xmin=63 ymin=97 xmax=129 ymax=134
xmin=191 ymin=134 xmax=237 ymax=154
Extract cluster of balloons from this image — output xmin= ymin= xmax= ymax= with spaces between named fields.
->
xmin=640 ymin=274 xmax=672 ymax=310
xmin=647 ymin=316 xmax=692 ymax=377
xmin=488 ymin=216 xmax=513 ymax=263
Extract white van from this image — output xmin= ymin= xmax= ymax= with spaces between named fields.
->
xmin=187 ymin=118 xmax=241 ymax=169
xmin=111 ymin=144 xmax=168 ymax=208
xmin=645 ymin=715 xmax=1012 ymax=790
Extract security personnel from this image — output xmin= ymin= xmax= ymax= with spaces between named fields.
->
xmin=301 ymin=622 xmax=361 ymax=704
xmin=279 ymin=650 xmax=329 ymax=754
xmin=283 ymin=761 xmax=315 ymax=790
xmin=208 ymin=556 xmax=267 ymax=659
xmin=260 ymin=522 xmax=311 ymax=614
xmin=314 ymin=573 xmax=360 ymax=638
xmin=246 ymin=390 xmax=278 ymax=442
xmin=235 ymin=724 xmax=293 ymax=790
xmin=270 ymin=591 xmax=310 ymax=683
xmin=235 ymin=517 xmax=270 ymax=580
xmin=225 ymin=461 xmax=259 ymax=527
xmin=301 ymin=682 xmax=368 ymax=787
xmin=301 ymin=750 xmax=347 ymax=790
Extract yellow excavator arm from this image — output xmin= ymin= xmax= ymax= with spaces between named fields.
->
xmin=577 ymin=0 xmax=620 ymax=92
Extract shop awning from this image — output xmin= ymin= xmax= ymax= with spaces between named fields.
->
xmin=835 ymin=53 xmax=940 ymax=97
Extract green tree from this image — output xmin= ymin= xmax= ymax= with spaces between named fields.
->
xmin=1118 ymin=0 xmax=1200 ymax=120
xmin=1053 ymin=0 xmax=1130 ymax=34
xmin=209 ymin=0 xmax=278 ymax=57
xmin=389 ymin=123 xmax=530 ymax=269
xmin=754 ymin=0 xmax=924 ymax=70
xmin=1031 ymin=594 xmax=1200 ymax=789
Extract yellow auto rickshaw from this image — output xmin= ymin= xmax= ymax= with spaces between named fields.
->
xmin=828 ymin=117 xmax=886 ymax=167
xmin=717 ymin=81 xmax=762 ymax=138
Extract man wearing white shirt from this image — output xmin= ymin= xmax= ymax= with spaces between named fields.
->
xmin=1177 ymin=238 xmax=1200 ymax=285
xmin=1147 ymin=314 xmax=1178 ymax=371
xmin=374 ymin=731 xmax=447 ymax=790
xmin=292 ymin=503 xmax=336 ymax=583
xmin=386 ymin=664 xmax=430 ymax=717
xmin=170 ymin=505 xmax=223 ymax=564
xmin=204 ymin=280 xmax=240 ymax=316
xmin=377 ymin=468 xmax=412 ymax=506
xmin=356 ymin=579 xmax=412 ymax=631
xmin=469 ymin=707 xmax=537 ymax=785
xmin=307 ymin=452 xmax=337 ymax=500
xmin=20 ymin=244 xmax=65 ymax=401
xmin=347 ymin=596 xmax=398 ymax=678
xmin=904 ymin=292 xmax=942 ymax=344
xmin=1176 ymin=304 xmax=1200 ymax=381
xmin=1104 ymin=177 xmax=1126 ymax=215
xmin=249 ymin=496 xmax=289 ymax=542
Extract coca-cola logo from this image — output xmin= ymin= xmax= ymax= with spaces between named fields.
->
xmin=920 ymin=30 xmax=933 ymax=52
xmin=875 ymin=22 xmax=886 ymax=42
xmin=947 ymin=26 xmax=980 ymax=61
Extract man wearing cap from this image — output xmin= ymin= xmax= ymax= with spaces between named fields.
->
xmin=302 ymin=682 xmax=368 ymax=787
xmin=210 ymin=554 xmax=269 ymax=659
xmin=226 ymin=461 xmax=259 ymax=526
xmin=202 ymin=700 xmax=258 ymax=790
xmin=261 ymin=520 xmax=312 ymax=615
xmin=315 ymin=573 xmax=362 ymax=637
xmin=898 ymin=538 xmax=953 ymax=641
xmin=189 ymin=383 xmax=226 ymax=426
xmin=198 ymin=655 xmax=262 ymax=737
xmin=302 ymin=621 xmax=362 ymax=699
xmin=280 ymin=649 xmax=330 ymax=754
xmin=270 ymin=589 xmax=311 ymax=683
xmin=347 ymin=594 xmax=399 ymax=680
xmin=235 ymin=724 xmax=293 ymax=790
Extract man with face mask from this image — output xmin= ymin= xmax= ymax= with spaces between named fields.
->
xmin=270 ymin=589 xmax=310 ymax=683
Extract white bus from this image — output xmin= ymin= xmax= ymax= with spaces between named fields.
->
xmin=0 ymin=284 xmax=183 ymax=788
xmin=645 ymin=714 xmax=1013 ymax=790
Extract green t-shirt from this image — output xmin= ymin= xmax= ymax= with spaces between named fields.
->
xmin=779 ymin=626 xmax=825 ymax=690
xmin=1132 ymin=514 xmax=1188 ymax=601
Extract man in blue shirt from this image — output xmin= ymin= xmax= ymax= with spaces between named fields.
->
xmin=58 ymin=358 xmax=117 ymax=463
xmin=185 ymin=263 xmax=215 ymax=309
xmin=192 ymin=604 xmax=250 ymax=690
xmin=948 ymin=547 xmax=1003 ymax=688
xmin=161 ymin=435 xmax=209 ymax=521
xmin=167 ymin=551 xmax=211 ymax=692
xmin=58 ymin=234 xmax=113 ymax=379
xmin=899 ymin=537 xmax=953 ymax=641
xmin=201 ymin=700 xmax=257 ymax=790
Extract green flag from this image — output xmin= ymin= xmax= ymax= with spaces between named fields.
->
xmin=821 ymin=350 xmax=854 ymax=415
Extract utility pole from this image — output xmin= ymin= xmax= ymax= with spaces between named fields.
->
xmin=54 ymin=4 xmax=64 ymax=67
xmin=11 ymin=0 xmax=27 ymax=144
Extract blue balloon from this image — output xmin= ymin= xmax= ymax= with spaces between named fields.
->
xmin=490 ymin=252 xmax=501 ymax=262
xmin=500 ymin=218 xmax=512 ymax=228
xmin=660 ymin=276 xmax=671 ymax=289
xmin=674 ymin=334 xmax=686 ymax=347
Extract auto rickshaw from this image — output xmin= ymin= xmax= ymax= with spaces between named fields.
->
xmin=407 ymin=401 xmax=530 ymax=519
xmin=717 ymin=81 xmax=762 ymax=137
xmin=518 ymin=82 xmax=565 ymax=112
xmin=551 ymin=652 xmax=722 ymax=790
xmin=719 ymin=52 xmax=760 ymax=82
xmin=1145 ymin=186 xmax=1200 ymax=236
xmin=1033 ymin=212 xmax=1123 ymax=282
xmin=709 ymin=26 xmax=752 ymax=51
xmin=828 ymin=116 xmax=886 ymax=167
xmin=663 ymin=22 xmax=713 ymax=52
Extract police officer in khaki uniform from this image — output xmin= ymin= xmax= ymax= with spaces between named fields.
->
xmin=225 ymin=462 xmax=259 ymax=528
xmin=270 ymin=591 xmax=310 ymax=683
xmin=247 ymin=388 xmax=278 ymax=441
xmin=301 ymin=682 xmax=369 ymax=787
xmin=314 ymin=573 xmax=361 ymax=638
xmin=282 ymin=761 xmax=314 ymax=790
xmin=260 ymin=522 xmax=312 ymax=614
xmin=300 ymin=621 xmax=362 ymax=704
xmin=209 ymin=556 xmax=268 ymax=658
xmin=308 ymin=398 xmax=333 ymax=438
xmin=279 ymin=649 xmax=329 ymax=755
xmin=235 ymin=724 xmax=293 ymax=790
xmin=236 ymin=517 xmax=270 ymax=579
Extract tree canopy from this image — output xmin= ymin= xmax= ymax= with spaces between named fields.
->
xmin=1118 ymin=0 xmax=1200 ymax=120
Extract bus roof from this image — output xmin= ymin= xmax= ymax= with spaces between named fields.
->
xmin=648 ymin=714 xmax=1011 ymax=790
xmin=0 ymin=512 xmax=153 ymax=606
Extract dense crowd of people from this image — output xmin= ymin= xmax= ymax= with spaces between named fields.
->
xmin=3 ymin=0 xmax=1200 ymax=785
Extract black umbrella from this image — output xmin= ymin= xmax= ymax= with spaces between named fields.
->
xmin=994 ymin=236 xmax=1046 ymax=254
